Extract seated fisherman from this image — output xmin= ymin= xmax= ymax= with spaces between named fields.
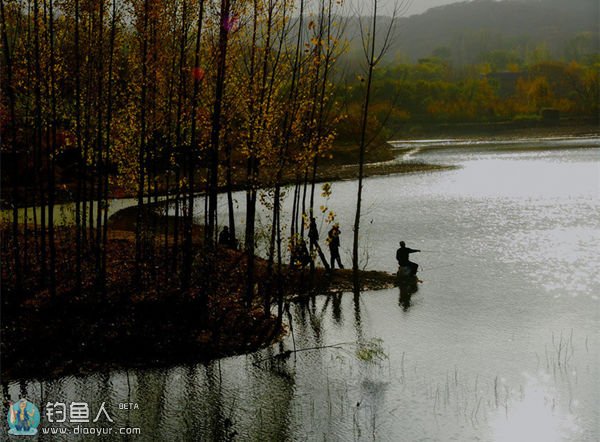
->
xmin=396 ymin=241 xmax=420 ymax=276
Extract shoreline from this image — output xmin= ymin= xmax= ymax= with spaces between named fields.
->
xmin=388 ymin=119 xmax=599 ymax=140
xmin=0 ymin=161 xmax=454 ymax=212
xmin=3 ymin=124 xmax=598 ymax=210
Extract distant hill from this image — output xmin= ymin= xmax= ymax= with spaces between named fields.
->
xmin=339 ymin=0 xmax=598 ymax=68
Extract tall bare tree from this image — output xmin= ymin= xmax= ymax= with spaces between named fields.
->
xmin=0 ymin=0 xmax=21 ymax=292
xmin=352 ymin=0 xmax=404 ymax=292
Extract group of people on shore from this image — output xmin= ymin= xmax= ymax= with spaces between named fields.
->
xmin=216 ymin=218 xmax=343 ymax=271
xmin=308 ymin=217 xmax=343 ymax=270
xmin=219 ymin=218 xmax=420 ymax=276
xmin=307 ymin=217 xmax=421 ymax=276
xmin=291 ymin=217 xmax=344 ymax=271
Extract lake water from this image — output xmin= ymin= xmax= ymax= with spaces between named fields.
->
xmin=4 ymin=138 xmax=599 ymax=441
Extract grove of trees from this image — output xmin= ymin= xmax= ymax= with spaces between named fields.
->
xmin=1 ymin=0 xmax=350 ymax=317
xmin=1 ymin=0 xmax=598 ymax=319
xmin=338 ymin=57 xmax=599 ymax=138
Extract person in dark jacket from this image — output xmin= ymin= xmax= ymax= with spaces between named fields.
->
xmin=218 ymin=226 xmax=231 ymax=247
xmin=308 ymin=217 xmax=319 ymax=246
xmin=396 ymin=241 xmax=420 ymax=276
xmin=308 ymin=216 xmax=330 ymax=270
xmin=293 ymin=239 xmax=311 ymax=268
xmin=328 ymin=225 xmax=343 ymax=269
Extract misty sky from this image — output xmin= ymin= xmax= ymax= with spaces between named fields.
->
xmin=341 ymin=0 xmax=475 ymax=17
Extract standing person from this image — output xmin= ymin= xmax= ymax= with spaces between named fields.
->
xmin=396 ymin=241 xmax=420 ymax=276
xmin=308 ymin=217 xmax=319 ymax=247
xmin=328 ymin=224 xmax=343 ymax=269
xmin=308 ymin=216 xmax=330 ymax=270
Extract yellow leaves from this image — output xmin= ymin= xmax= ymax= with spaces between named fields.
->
xmin=301 ymin=212 xmax=309 ymax=228
xmin=507 ymin=63 xmax=521 ymax=73
xmin=4 ymin=0 xmax=349 ymax=200
xmin=479 ymin=63 xmax=492 ymax=76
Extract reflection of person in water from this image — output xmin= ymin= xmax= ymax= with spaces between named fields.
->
xmin=398 ymin=280 xmax=419 ymax=311
xmin=331 ymin=292 xmax=343 ymax=323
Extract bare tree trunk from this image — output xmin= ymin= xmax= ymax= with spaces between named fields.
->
xmin=261 ymin=4 xmax=276 ymax=288
xmin=0 ymin=0 xmax=22 ymax=293
xmin=306 ymin=0 xmax=327 ymax=217
xmin=135 ymin=0 xmax=150 ymax=285
xmin=163 ymin=2 xmax=180 ymax=270
xmin=74 ymin=0 xmax=83 ymax=292
xmin=82 ymin=10 xmax=94 ymax=247
xmin=244 ymin=0 xmax=259 ymax=307
xmin=352 ymin=12 xmax=376 ymax=292
xmin=352 ymin=0 xmax=399 ymax=291
xmin=101 ymin=0 xmax=117 ymax=289
xmin=207 ymin=0 xmax=231 ymax=246
xmin=224 ymin=136 xmax=236 ymax=245
xmin=33 ymin=0 xmax=47 ymax=286
xmin=146 ymin=6 xmax=159 ymax=282
xmin=172 ymin=0 xmax=189 ymax=273
xmin=182 ymin=0 xmax=205 ymax=290
xmin=47 ymin=0 xmax=57 ymax=296
xmin=310 ymin=0 xmax=339 ymax=214
xmin=95 ymin=0 xmax=105 ymax=279
xmin=290 ymin=179 xmax=300 ymax=261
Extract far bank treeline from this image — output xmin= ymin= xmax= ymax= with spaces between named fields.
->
xmin=337 ymin=56 xmax=599 ymax=138
xmin=335 ymin=0 xmax=599 ymax=137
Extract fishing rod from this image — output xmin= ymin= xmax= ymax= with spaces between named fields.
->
xmin=420 ymin=263 xmax=456 ymax=272
xmin=419 ymin=249 xmax=483 ymax=260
